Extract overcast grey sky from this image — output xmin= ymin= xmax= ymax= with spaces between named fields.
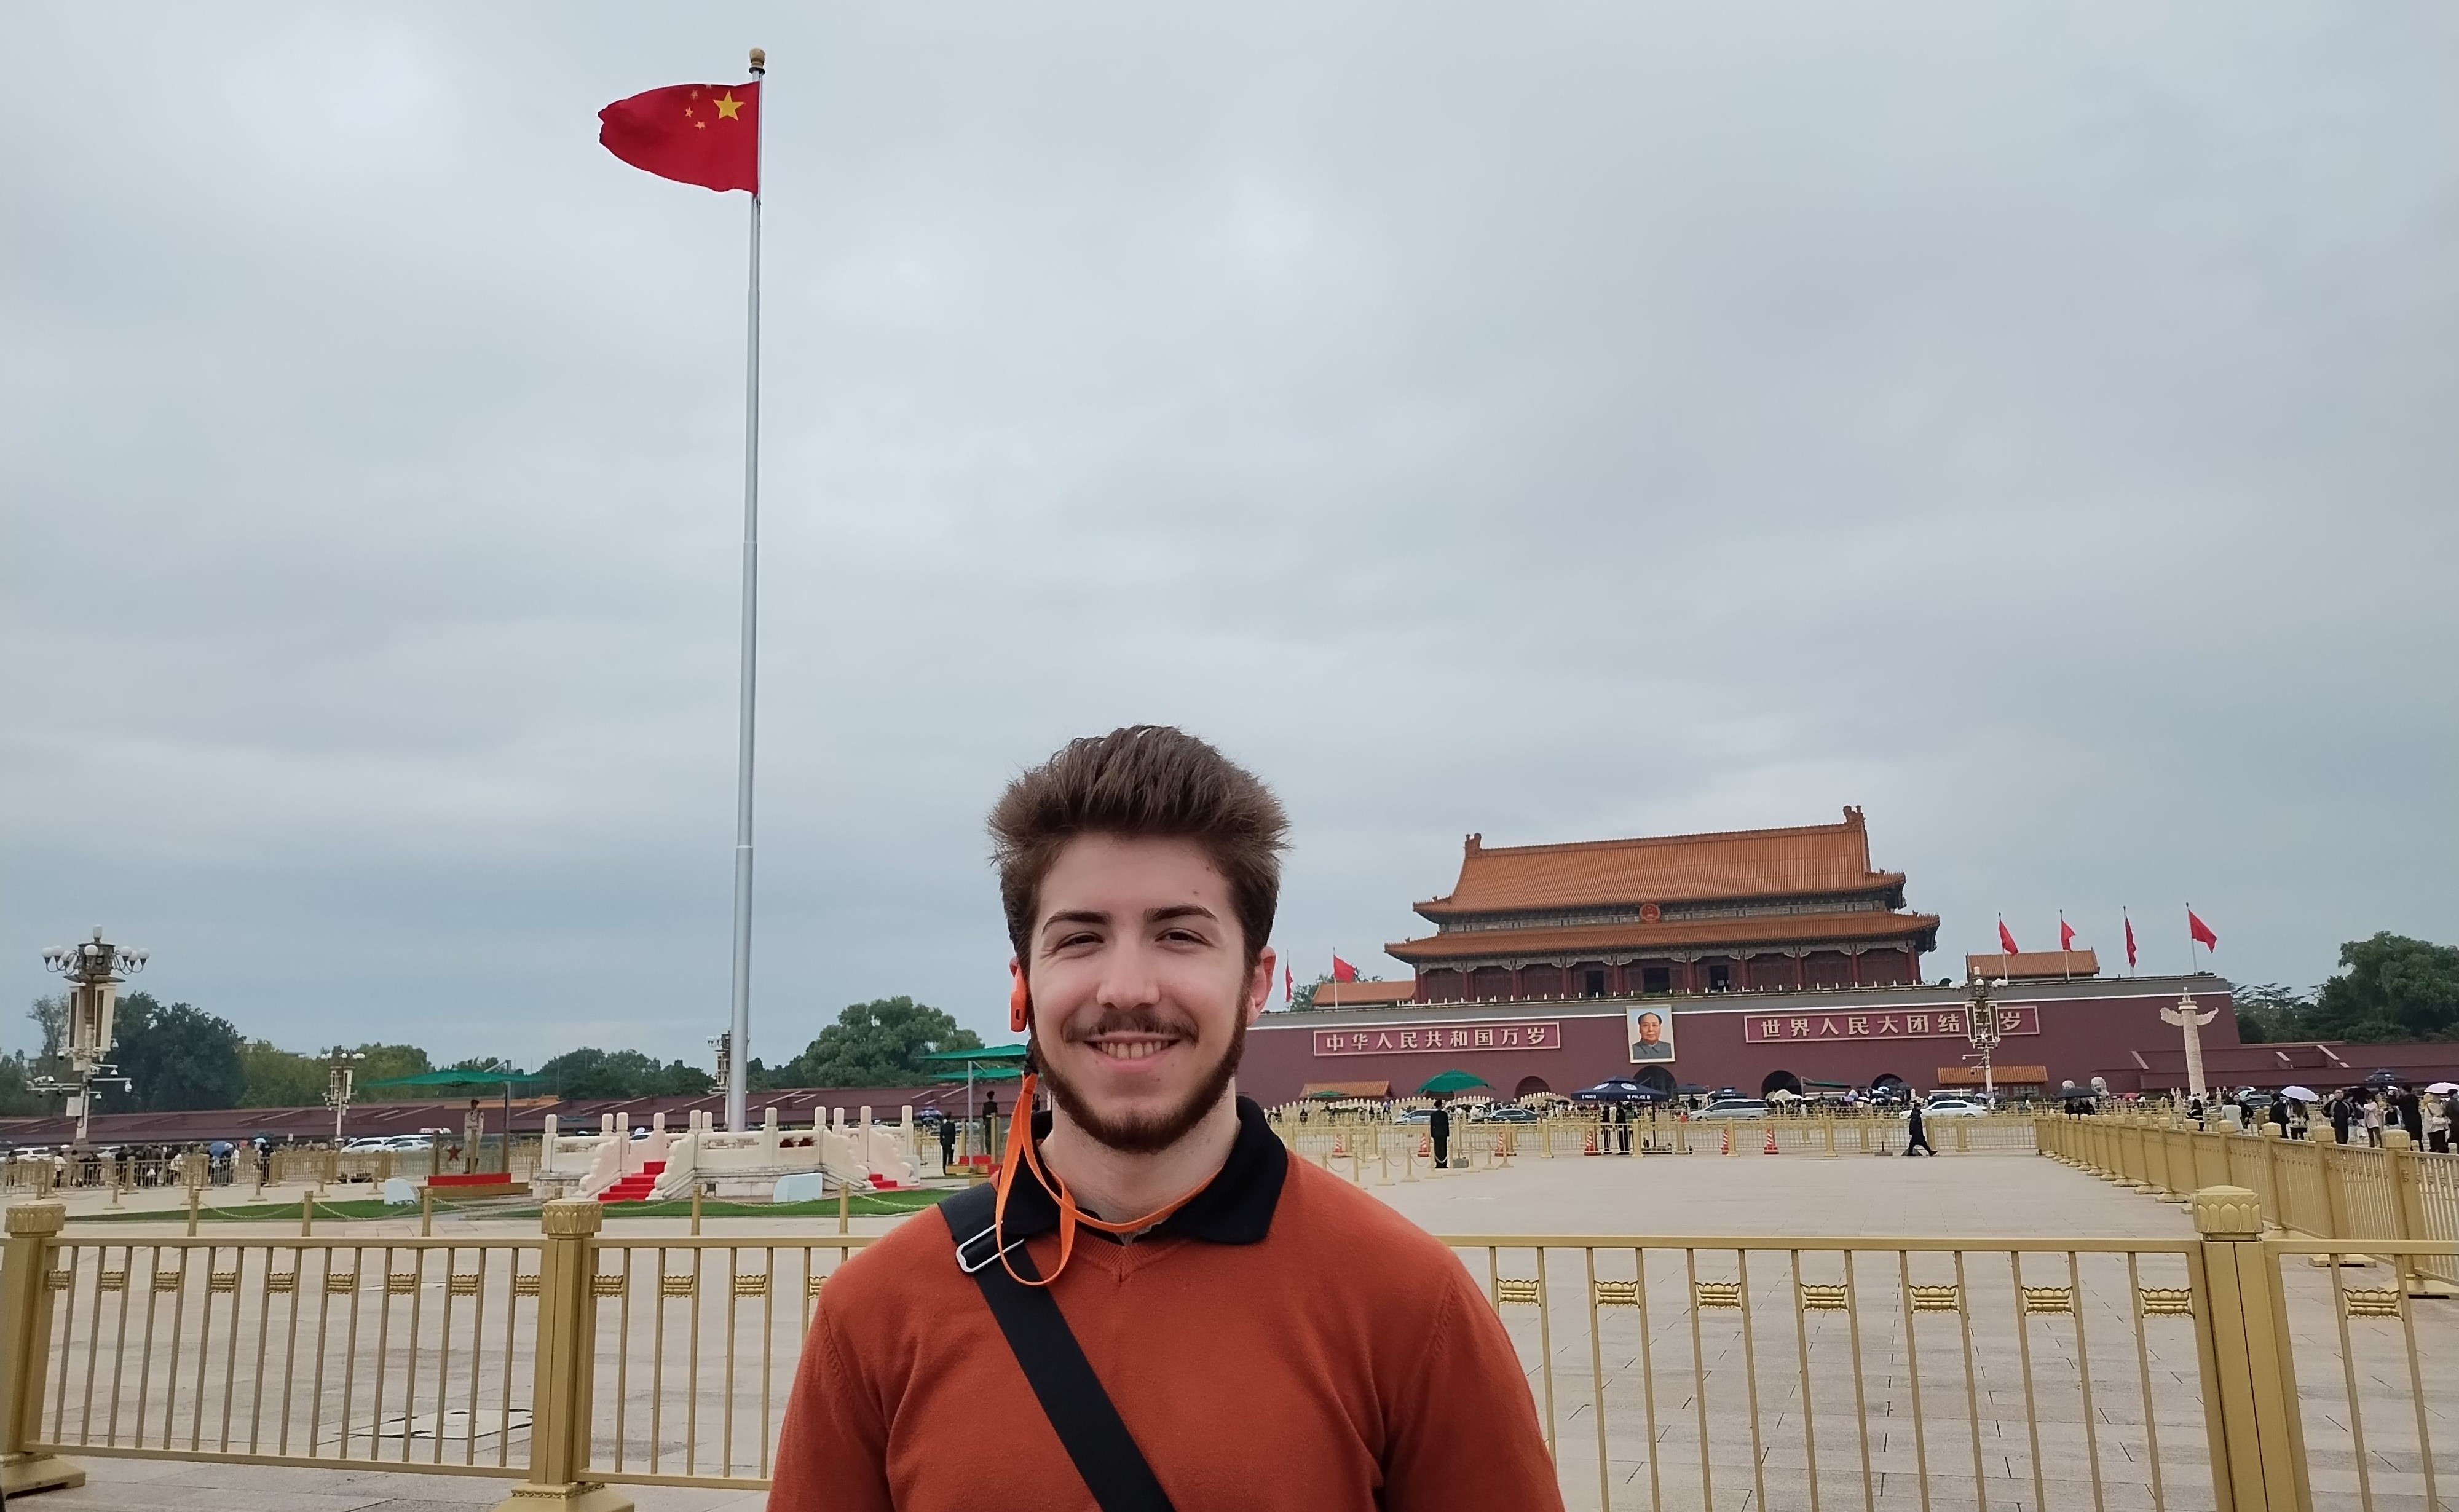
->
xmin=4 ymin=3 xmax=2453 ymax=1069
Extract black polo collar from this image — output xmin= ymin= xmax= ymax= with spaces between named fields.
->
xmin=988 ymin=1095 xmax=1287 ymax=1246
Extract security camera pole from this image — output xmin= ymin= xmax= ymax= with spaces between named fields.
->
xmin=35 ymin=928 xmax=144 ymax=1151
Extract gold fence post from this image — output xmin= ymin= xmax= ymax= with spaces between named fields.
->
xmin=1823 ymin=1117 xmax=1837 ymax=1158
xmin=2191 ymin=1186 xmax=2310 ymax=1511
xmin=837 ymin=1180 xmax=850 ymax=1235
xmin=2380 ymin=1130 xmax=2453 ymax=1297
xmin=1 ymin=1203 xmax=82 ymax=1496
xmin=421 ymin=1184 xmax=434 ymax=1238
xmin=495 ymin=1201 xmax=630 ymax=1512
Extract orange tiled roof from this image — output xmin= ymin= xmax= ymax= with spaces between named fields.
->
xmin=1387 ymin=909 xmax=1940 ymax=963
xmin=1416 ymin=807 xmax=1898 ymax=916
xmin=1966 ymin=950 xmax=2100 ymax=980
xmin=1307 ymin=979 xmax=1416 ymax=1007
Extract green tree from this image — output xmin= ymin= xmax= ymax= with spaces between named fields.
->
xmin=2307 ymin=933 xmax=2459 ymax=1042
xmin=0 ymin=1053 xmax=39 ymax=1117
xmin=108 ymin=991 xmax=247 ymax=1111
xmin=352 ymin=1043 xmax=435 ymax=1095
xmin=780 ymin=998 xmax=982 ymax=1087
xmin=239 ymin=1041 xmax=326 ymax=1107
xmin=531 ymin=1048 xmax=709 ymax=1099
xmin=2231 ymin=983 xmax=2317 ymax=1044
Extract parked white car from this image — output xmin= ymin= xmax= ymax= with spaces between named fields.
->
xmin=1695 ymin=1098 xmax=1771 ymax=1119
xmin=1921 ymin=1098 xmax=1994 ymax=1118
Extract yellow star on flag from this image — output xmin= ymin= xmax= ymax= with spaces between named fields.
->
xmin=714 ymin=92 xmax=744 ymax=120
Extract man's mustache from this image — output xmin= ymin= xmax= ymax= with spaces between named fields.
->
xmin=1060 ymin=1007 xmax=1198 ymax=1042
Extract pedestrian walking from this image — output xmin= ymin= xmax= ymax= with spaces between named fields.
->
xmin=2364 ymin=1095 xmax=2386 ymax=1148
xmin=1905 ymin=1101 xmax=1935 ymax=1157
xmin=937 ymin=1114 xmax=958 ymax=1175
xmin=1428 ymin=1098 xmax=1452 ymax=1170
xmin=2329 ymin=1093 xmax=2353 ymax=1144
xmin=2429 ymin=1093 xmax=2452 ymax=1154
xmin=771 ymin=725 xmax=1563 ymax=1511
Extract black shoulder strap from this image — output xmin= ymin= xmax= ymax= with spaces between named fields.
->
xmin=940 ymin=1184 xmax=1178 ymax=1512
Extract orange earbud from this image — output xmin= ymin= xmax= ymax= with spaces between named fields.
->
xmin=1009 ymin=975 xmax=1030 ymax=1033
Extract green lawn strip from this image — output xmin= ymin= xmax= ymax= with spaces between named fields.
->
xmin=596 ymin=1191 xmax=951 ymax=1219
xmin=68 ymin=1188 xmax=953 ymax=1224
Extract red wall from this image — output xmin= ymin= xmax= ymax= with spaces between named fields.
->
xmin=1239 ymin=978 xmax=2240 ymax=1103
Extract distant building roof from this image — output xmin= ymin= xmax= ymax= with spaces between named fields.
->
xmin=1307 ymin=980 xmax=1415 ymax=1007
xmin=1967 ymin=950 xmax=2100 ymax=980
xmin=1416 ymin=807 xmax=1898 ymax=918
xmin=1390 ymin=908 xmax=1939 ymax=963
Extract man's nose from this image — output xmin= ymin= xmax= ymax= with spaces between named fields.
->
xmin=1091 ymin=942 xmax=1164 ymax=1010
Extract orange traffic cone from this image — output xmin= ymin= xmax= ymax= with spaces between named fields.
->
xmin=1720 ymin=1125 xmax=1732 ymax=1156
xmin=1583 ymin=1129 xmax=1600 ymax=1156
xmin=1331 ymin=1135 xmax=1349 ymax=1159
xmin=1417 ymin=1135 xmax=1432 ymax=1159
xmin=1763 ymin=1127 xmax=1780 ymax=1155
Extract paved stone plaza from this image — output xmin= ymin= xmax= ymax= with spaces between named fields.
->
xmin=22 ymin=1150 xmax=2453 ymax=1511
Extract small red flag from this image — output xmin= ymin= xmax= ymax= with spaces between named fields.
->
xmin=1332 ymin=956 xmax=1359 ymax=983
xmin=1997 ymin=920 xmax=2019 ymax=955
xmin=599 ymin=81 xmax=760 ymax=194
xmin=2124 ymin=911 xmax=2138 ymax=968
xmin=1284 ymin=965 xmax=1294 ymax=1004
xmin=2189 ymin=908 xmax=2219 ymax=952
xmin=2059 ymin=918 xmax=2077 ymax=951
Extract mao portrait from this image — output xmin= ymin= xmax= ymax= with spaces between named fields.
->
xmin=1628 ymin=1008 xmax=1675 ymax=1062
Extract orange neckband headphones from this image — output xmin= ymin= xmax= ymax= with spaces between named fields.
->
xmin=990 ymin=974 xmax=1211 ymax=1288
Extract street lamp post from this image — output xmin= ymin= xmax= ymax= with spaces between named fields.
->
xmin=1962 ymin=967 xmax=2005 ymax=1104
xmin=323 ymin=1047 xmax=366 ymax=1146
xmin=35 ymin=928 xmax=145 ymax=1150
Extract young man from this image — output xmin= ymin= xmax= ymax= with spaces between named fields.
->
xmin=771 ymin=726 xmax=1561 ymax=1512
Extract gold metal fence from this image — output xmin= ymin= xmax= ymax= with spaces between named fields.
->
xmin=2042 ymin=1112 xmax=2459 ymax=1290
xmin=7 ymin=1187 xmax=2445 ymax=1511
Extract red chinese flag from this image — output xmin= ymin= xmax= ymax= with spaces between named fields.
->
xmin=1997 ymin=920 xmax=2019 ymax=955
xmin=2189 ymin=908 xmax=2219 ymax=952
xmin=1332 ymin=956 xmax=1359 ymax=983
xmin=2059 ymin=918 xmax=2077 ymax=951
xmin=2124 ymin=912 xmax=2139 ymax=968
xmin=1284 ymin=965 xmax=1294 ymax=1004
xmin=599 ymin=82 xmax=760 ymax=194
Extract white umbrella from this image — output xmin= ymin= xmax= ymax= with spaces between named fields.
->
xmin=2429 ymin=1082 xmax=2459 ymax=1095
xmin=2279 ymin=1085 xmax=2321 ymax=1103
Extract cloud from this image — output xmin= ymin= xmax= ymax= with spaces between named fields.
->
xmin=4 ymin=1 xmax=2452 ymax=1066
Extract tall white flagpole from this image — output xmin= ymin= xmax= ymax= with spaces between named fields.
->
xmin=725 ymin=45 xmax=767 ymax=1133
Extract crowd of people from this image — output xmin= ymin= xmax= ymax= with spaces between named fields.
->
xmin=2185 ymin=1085 xmax=2453 ymax=1151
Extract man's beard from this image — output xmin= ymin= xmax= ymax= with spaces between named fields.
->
xmin=1035 ymin=1007 xmax=1247 ymax=1156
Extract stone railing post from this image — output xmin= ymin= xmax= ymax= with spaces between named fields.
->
xmin=495 ymin=1201 xmax=630 ymax=1512
xmin=2192 ymin=1186 xmax=2310 ymax=1511
xmin=0 ymin=1202 xmax=83 ymax=1497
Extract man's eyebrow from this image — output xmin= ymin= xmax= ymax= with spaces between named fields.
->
xmin=1040 ymin=910 xmax=1110 ymax=931
xmin=1147 ymin=904 xmax=1218 ymax=926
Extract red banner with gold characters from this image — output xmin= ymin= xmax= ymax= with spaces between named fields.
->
xmin=1312 ymin=1020 xmax=1561 ymax=1057
xmin=1742 ymin=1005 xmax=2038 ymax=1043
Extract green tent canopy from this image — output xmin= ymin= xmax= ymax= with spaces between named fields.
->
xmin=929 ymin=1065 xmax=1025 ymax=1082
xmin=1418 ymin=1069 xmax=1492 ymax=1095
xmin=1306 ymin=1089 xmax=1353 ymax=1101
xmin=366 ymin=1069 xmax=546 ymax=1089
xmin=917 ymin=1044 xmax=1030 ymax=1063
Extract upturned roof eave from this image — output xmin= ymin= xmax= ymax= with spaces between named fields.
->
xmin=1386 ymin=912 xmax=1941 ymax=963
xmin=1411 ymin=872 xmax=1909 ymax=920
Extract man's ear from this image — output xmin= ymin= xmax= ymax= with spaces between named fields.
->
xmin=1245 ymin=945 xmax=1277 ymax=1026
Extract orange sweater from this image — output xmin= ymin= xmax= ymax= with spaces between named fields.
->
xmin=770 ymin=1103 xmax=1562 ymax=1511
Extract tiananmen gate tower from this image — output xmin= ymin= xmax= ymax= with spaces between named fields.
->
xmin=1243 ymin=808 xmax=2249 ymax=1103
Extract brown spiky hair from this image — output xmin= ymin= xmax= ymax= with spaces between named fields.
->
xmin=989 ymin=725 xmax=1290 ymax=975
